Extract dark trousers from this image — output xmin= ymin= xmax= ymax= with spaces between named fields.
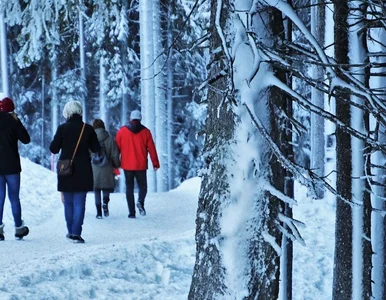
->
xmin=94 ymin=189 xmax=110 ymax=215
xmin=0 ymin=173 xmax=22 ymax=227
xmin=62 ymin=192 xmax=87 ymax=236
xmin=124 ymin=170 xmax=147 ymax=216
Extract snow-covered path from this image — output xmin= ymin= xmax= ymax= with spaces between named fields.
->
xmin=0 ymin=158 xmax=199 ymax=300
xmin=0 ymin=158 xmax=335 ymax=300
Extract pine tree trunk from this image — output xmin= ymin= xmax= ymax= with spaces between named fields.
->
xmin=78 ymin=1 xmax=87 ymax=122
xmin=166 ymin=0 xmax=175 ymax=189
xmin=189 ymin=1 xmax=284 ymax=298
xmin=310 ymin=0 xmax=325 ymax=199
xmin=332 ymin=1 xmax=352 ymax=299
xmin=189 ymin=2 xmax=230 ymax=297
xmin=356 ymin=4 xmax=372 ymax=298
xmin=139 ymin=0 xmax=156 ymax=192
xmin=153 ymin=0 xmax=168 ymax=192
xmin=0 ymin=12 xmax=9 ymax=95
xmin=99 ymin=56 xmax=107 ymax=123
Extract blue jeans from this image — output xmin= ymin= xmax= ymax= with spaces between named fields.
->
xmin=62 ymin=192 xmax=87 ymax=236
xmin=0 ymin=173 xmax=23 ymax=227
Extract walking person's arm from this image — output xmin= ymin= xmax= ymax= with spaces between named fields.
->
xmin=49 ymin=126 xmax=63 ymax=154
xmin=11 ymin=113 xmax=30 ymax=144
xmin=88 ymin=127 xmax=101 ymax=153
xmin=146 ymin=131 xmax=160 ymax=171
xmin=111 ymin=139 xmax=121 ymax=169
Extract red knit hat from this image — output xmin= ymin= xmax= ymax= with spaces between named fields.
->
xmin=0 ymin=97 xmax=15 ymax=112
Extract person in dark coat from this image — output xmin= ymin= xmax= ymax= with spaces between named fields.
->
xmin=0 ymin=95 xmax=30 ymax=240
xmin=49 ymin=100 xmax=100 ymax=243
xmin=91 ymin=119 xmax=120 ymax=218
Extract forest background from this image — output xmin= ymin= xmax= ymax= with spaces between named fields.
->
xmin=0 ymin=0 xmax=207 ymax=193
xmin=2 ymin=0 xmax=386 ymax=299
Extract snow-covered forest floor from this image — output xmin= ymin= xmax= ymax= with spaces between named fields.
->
xmin=0 ymin=158 xmax=334 ymax=299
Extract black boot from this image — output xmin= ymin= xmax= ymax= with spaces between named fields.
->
xmin=15 ymin=222 xmax=29 ymax=239
xmin=0 ymin=223 xmax=4 ymax=241
xmin=96 ymin=204 xmax=102 ymax=219
xmin=103 ymin=197 xmax=110 ymax=217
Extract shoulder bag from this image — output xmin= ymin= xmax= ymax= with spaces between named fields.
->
xmin=56 ymin=123 xmax=85 ymax=176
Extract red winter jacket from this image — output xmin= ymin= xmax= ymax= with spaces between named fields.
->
xmin=116 ymin=121 xmax=160 ymax=171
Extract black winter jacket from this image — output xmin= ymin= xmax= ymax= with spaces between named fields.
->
xmin=49 ymin=114 xmax=100 ymax=192
xmin=0 ymin=112 xmax=30 ymax=175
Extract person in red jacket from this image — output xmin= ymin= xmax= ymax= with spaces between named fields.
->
xmin=116 ymin=110 xmax=160 ymax=218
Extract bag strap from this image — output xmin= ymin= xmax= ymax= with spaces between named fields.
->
xmin=70 ymin=123 xmax=85 ymax=162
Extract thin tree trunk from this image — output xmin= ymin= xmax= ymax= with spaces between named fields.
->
xmin=166 ymin=0 xmax=174 ymax=189
xmin=153 ymin=0 xmax=168 ymax=192
xmin=99 ymin=56 xmax=107 ymax=123
xmin=139 ymin=0 xmax=156 ymax=192
xmin=0 ymin=12 xmax=9 ymax=95
xmin=310 ymin=0 xmax=325 ymax=199
xmin=79 ymin=1 xmax=86 ymax=122
xmin=50 ymin=48 xmax=59 ymax=171
xmin=350 ymin=2 xmax=373 ymax=299
xmin=281 ymin=3 xmax=294 ymax=298
xmin=332 ymin=1 xmax=352 ymax=299
xmin=373 ymin=21 xmax=386 ymax=300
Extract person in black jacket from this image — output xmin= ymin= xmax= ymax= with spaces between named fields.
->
xmin=49 ymin=100 xmax=100 ymax=243
xmin=0 ymin=96 xmax=30 ymax=241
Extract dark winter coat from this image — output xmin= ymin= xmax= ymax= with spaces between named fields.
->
xmin=49 ymin=114 xmax=100 ymax=192
xmin=116 ymin=121 xmax=160 ymax=171
xmin=92 ymin=128 xmax=120 ymax=191
xmin=0 ymin=112 xmax=30 ymax=175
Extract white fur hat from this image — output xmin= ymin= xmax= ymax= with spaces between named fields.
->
xmin=63 ymin=101 xmax=82 ymax=119
xmin=130 ymin=110 xmax=142 ymax=120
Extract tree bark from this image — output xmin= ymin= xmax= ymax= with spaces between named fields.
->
xmin=332 ymin=1 xmax=353 ymax=299
xmin=189 ymin=2 xmax=230 ymax=298
xmin=310 ymin=0 xmax=325 ymax=199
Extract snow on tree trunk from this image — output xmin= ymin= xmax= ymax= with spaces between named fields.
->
xmin=99 ymin=55 xmax=107 ymax=124
xmin=280 ymin=8 xmax=294 ymax=299
xmin=78 ymin=3 xmax=86 ymax=122
xmin=166 ymin=2 xmax=174 ymax=189
xmin=139 ymin=0 xmax=156 ymax=192
xmin=348 ymin=2 xmax=372 ymax=298
xmin=153 ymin=0 xmax=168 ymax=192
xmin=0 ymin=12 xmax=9 ymax=95
xmin=372 ymin=24 xmax=386 ymax=300
xmin=332 ymin=1 xmax=353 ymax=298
xmin=189 ymin=1 xmax=285 ymax=298
xmin=310 ymin=0 xmax=325 ymax=199
xmin=50 ymin=49 xmax=59 ymax=171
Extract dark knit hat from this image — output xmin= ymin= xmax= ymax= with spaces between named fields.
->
xmin=0 ymin=97 xmax=15 ymax=113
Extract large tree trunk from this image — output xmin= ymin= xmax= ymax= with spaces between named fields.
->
xmin=189 ymin=1 xmax=285 ymax=298
xmin=332 ymin=1 xmax=353 ymax=299
xmin=189 ymin=2 xmax=230 ymax=297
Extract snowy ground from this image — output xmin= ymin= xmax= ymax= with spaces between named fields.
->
xmin=0 ymin=158 xmax=335 ymax=299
